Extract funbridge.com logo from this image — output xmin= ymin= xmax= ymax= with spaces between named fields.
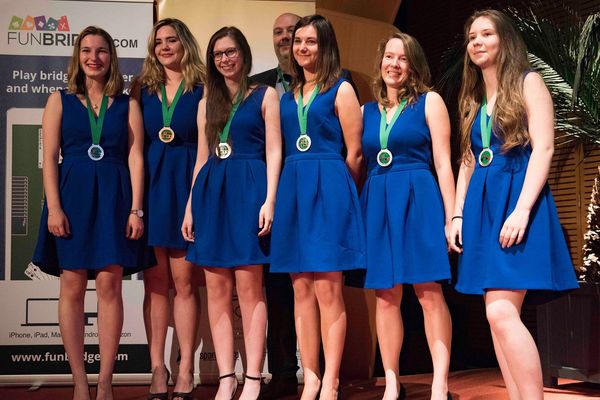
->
xmin=7 ymin=14 xmax=138 ymax=48
xmin=9 ymin=15 xmax=70 ymax=32
xmin=7 ymin=15 xmax=75 ymax=46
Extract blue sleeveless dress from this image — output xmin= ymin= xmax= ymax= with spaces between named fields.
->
xmin=141 ymin=85 xmax=203 ymax=250
xmin=361 ymin=95 xmax=451 ymax=289
xmin=186 ymin=87 xmax=269 ymax=267
xmin=33 ymin=90 xmax=141 ymax=276
xmin=270 ymin=78 xmax=365 ymax=273
xmin=456 ymin=108 xmax=579 ymax=294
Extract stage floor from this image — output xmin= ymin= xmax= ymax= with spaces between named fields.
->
xmin=0 ymin=368 xmax=598 ymax=399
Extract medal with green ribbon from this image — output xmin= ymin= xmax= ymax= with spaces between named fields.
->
xmin=478 ymin=97 xmax=494 ymax=167
xmin=216 ymin=90 xmax=244 ymax=159
xmin=276 ymin=66 xmax=290 ymax=93
xmin=85 ymin=94 xmax=108 ymax=161
xmin=296 ymin=84 xmax=320 ymax=152
xmin=158 ymin=80 xmax=185 ymax=143
xmin=377 ymin=99 xmax=408 ymax=167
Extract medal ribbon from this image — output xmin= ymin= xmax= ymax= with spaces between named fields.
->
xmin=297 ymin=84 xmax=320 ymax=137
xmin=85 ymin=94 xmax=108 ymax=146
xmin=276 ymin=66 xmax=290 ymax=92
xmin=160 ymin=80 xmax=185 ymax=127
xmin=379 ymin=99 xmax=408 ymax=150
xmin=219 ymin=90 xmax=244 ymax=144
xmin=480 ymin=97 xmax=492 ymax=149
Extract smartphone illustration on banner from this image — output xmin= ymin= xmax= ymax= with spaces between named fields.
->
xmin=5 ymin=108 xmax=46 ymax=281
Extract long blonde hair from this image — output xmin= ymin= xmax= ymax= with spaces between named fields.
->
xmin=137 ymin=18 xmax=206 ymax=93
xmin=372 ymin=32 xmax=431 ymax=107
xmin=458 ymin=9 xmax=530 ymax=161
xmin=67 ymin=26 xmax=123 ymax=96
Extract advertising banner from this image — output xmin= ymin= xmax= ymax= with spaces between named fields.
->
xmin=0 ymin=0 xmax=153 ymax=384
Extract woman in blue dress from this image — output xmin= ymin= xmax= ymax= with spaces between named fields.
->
xmin=181 ymin=27 xmax=281 ymax=400
xmin=132 ymin=19 xmax=205 ymax=400
xmin=33 ymin=26 xmax=144 ymax=400
xmin=450 ymin=10 xmax=578 ymax=399
xmin=270 ymin=15 xmax=364 ymax=400
xmin=362 ymin=33 xmax=454 ymax=400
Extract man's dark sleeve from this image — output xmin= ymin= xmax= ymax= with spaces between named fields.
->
xmin=251 ymin=68 xmax=278 ymax=88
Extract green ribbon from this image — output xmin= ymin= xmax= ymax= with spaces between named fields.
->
xmin=379 ymin=99 xmax=408 ymax=150
xmin=297 ymin=84 xmax=320 ymax=137
xmin=219 ymin=90 xmax=244 ymax=144
xmin=480 ymin=96 xmax=492 ymax=149
xmin=84 ymin=94 xmax=108 ymax=145
xmin=160 ymin=80 xmax=185 ymax=127
xmin=276 ymin=66 xmax=290 ymax=93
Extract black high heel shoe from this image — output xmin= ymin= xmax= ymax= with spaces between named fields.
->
xmin=447 ymin=393 xmax=453 ymax=400
xmin=171 ymin=371 xmax=195 ymax=400
xmin=147 ymin=366 xmax=170 ymax=400
xmin=218 ymin=372 xmax=239 ymax=400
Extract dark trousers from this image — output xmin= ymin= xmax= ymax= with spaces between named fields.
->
xmin=264 ymin=265 xmax=298 ymax=379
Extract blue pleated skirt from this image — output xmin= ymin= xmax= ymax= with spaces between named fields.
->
xmin=456 ymin=153 xmax=578 ymax=294
xmin=270 ymin=153 xmax=365 ymax=273
xmin=186 ymin=154 xmax=269 ymax=267
xmin=361 ymin=163 xmax=451 ymax=289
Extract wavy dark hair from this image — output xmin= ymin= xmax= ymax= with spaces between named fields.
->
xmin=67 ymin=26 xmax=123 ymax=96
xmin=290 ymin=14 xmax=341 ymax=92
xmin=205 ymin=26 xmax=253 ymax=152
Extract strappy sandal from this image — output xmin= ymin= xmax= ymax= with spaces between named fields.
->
xmin=218 ymin=372 xmax=239 ymax=400
xmin=147 ymin=366 xmax=170 ymax=400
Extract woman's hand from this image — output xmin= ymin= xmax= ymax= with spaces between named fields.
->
xmin=48 ymin=208 xmax=70 ymax=238
xmin=449 ymin=217 xmax=463 ymax=253
xmin=181 ymin=209 xmax=194 ymax=242
xmin=125 ymin=214 xmax=144 ymax=240
xmin=499 ymin=208 xmax=530 ymax=248
xmin=258 ymin=201 xmax=274 ymax=237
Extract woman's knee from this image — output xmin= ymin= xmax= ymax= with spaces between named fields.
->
xmin=293 ymin=278 xmax=315 ymax=303
xmin=314 ymin=281 xmax=342 ymax=307
xmin=486 ymin=301 xmax=521 ymax=333
xmin=414 ymin=284 xmax=446 ymax=314
xmin=235 ymin=279 xmax=263 ymax=303
xmin=95 ymin=267 xmax=123 ymax=300
xmin=375 ymin=286 xmax=403 ymax=310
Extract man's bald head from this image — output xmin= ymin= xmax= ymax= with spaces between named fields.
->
xmin=273 ymin=13 xmax=301 ymax=67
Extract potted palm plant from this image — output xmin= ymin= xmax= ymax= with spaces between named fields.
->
xmin=439 ymin=3 xmax=600 ymax=387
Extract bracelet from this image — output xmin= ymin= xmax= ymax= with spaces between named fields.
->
xmin=451 ymin=216 xmax=463 ymax=221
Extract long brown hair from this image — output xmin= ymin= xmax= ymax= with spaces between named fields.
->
xmin=290 ymin=15 xmax=341 ymax=93
xmin=458 ymin=9 xmax=530 ymax=161
xmin=372 ymin=32 xmax=431 ymax=107
xmin=67 ymin=26 xmax=123 ymax=96
xmin=205 ymin=27 xmax=253 ymax=152
xmin=137 ymin=18 xmax=206 ymax=93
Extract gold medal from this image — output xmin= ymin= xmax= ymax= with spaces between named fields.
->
xmin=377 ymin=149 xmax=393 ymax=167
xmin=87 ymin=144 xmax=104 ymax=161
xmin=478 ymin=148 xmax=493 ymax=167
xmin=216 ymin=142 xmax=232 ymax=159
xmin=296 ymin=135 xmax=311 ymax=152
xmin=159 ymin=127 xmax=175 ymax=143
